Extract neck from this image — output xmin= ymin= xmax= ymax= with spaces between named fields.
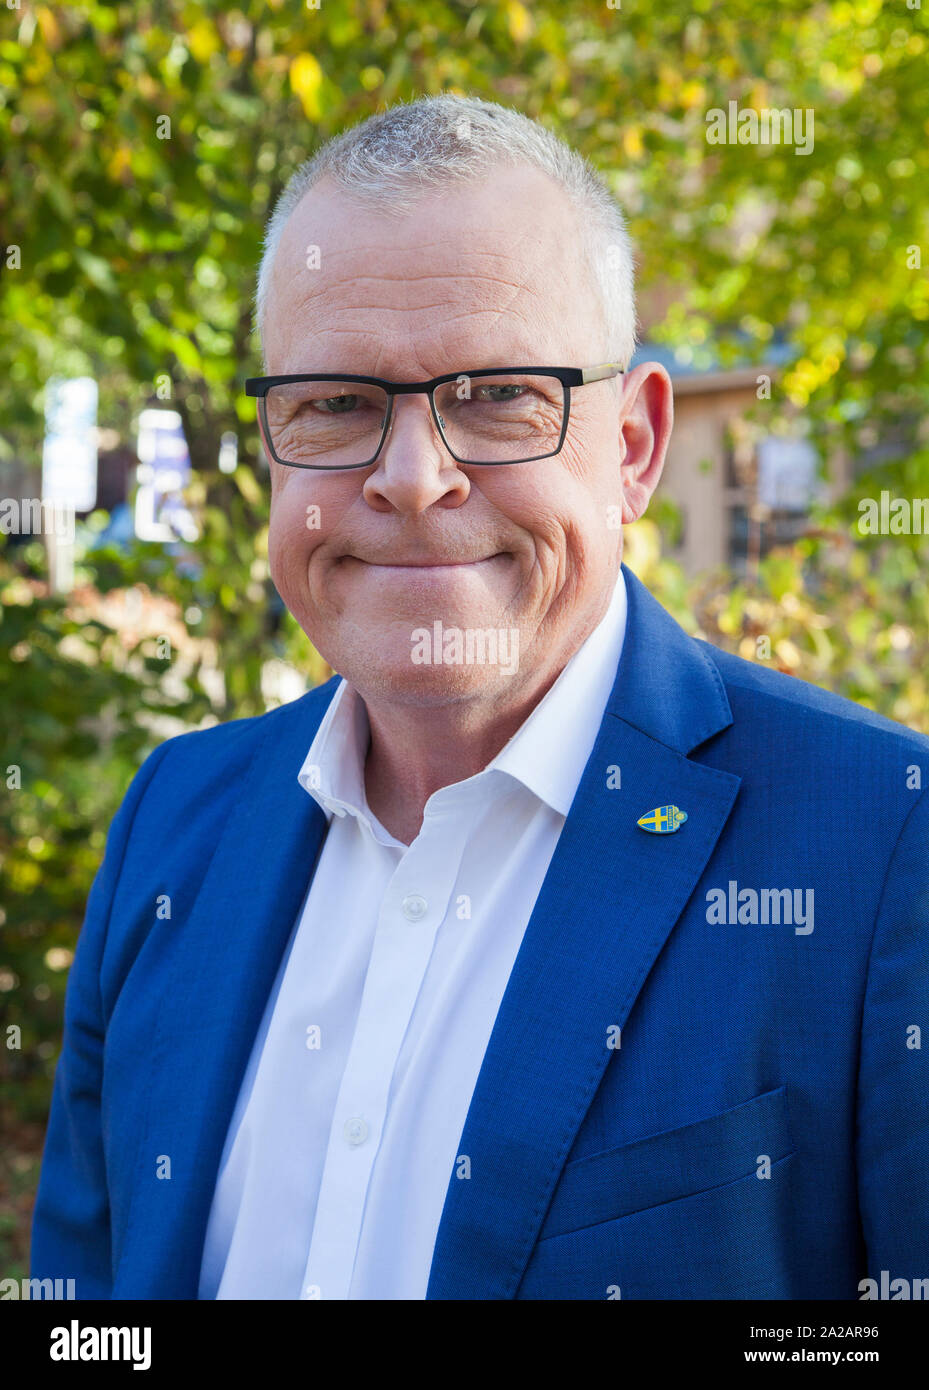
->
xmin=362 ymin=678 xmax=553 ymax=845
xmin=361 ymin=591 xmax=615 ymax=844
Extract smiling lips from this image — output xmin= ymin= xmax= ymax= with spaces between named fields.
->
xmin=350 ymin=554 xmax=501 ymax=567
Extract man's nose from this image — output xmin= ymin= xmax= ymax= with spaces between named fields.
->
xmin=363 ymin=395 xmax=469 ymax=513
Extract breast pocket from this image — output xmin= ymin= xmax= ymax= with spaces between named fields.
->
xmin=520 ymin=1085 xmax=797 ymax=1299
xmin=540 ymin=1084 xmax=794 ymax=1241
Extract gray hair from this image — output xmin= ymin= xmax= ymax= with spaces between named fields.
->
xmin=255 ymin=93 xmax=637 ymax=367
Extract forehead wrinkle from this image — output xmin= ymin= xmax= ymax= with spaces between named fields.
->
xmin=273 ymin=295 xmax=541 ymax=351
xmin=284 ymin=294 xmax=547 ymax=339
xmin=273 ymin=226 xmax=568 ymax=310
xmin=277 ymin=266 xmax=551 ymax=311
xmin=268 ymin=275 xmax=556 ymax=365
xmin=274 ymin=307 xmax=550 ymax=376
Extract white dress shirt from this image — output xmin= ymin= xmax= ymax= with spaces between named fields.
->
xmin=198 ymin=569 xmax=627 ymax=1300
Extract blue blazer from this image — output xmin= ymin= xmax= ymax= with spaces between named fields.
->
xmin=31 ymin=566 xmax=929 ymax=1299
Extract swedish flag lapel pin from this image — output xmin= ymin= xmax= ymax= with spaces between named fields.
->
xmin=637 ymin=805 xmax=688 ymax=835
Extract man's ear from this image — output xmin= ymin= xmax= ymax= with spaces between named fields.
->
xmin=617 ymin=362 xmax=674 ymax=524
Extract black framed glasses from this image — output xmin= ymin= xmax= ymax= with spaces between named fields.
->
xmin=244 ymin=364 xmax=624 ymax=470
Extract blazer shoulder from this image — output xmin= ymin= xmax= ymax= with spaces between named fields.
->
xmin=696 ymin=637 xmax=929 ymax=757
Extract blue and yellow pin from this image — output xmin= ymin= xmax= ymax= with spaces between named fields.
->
xmin=637 ymin=804 xmax=688 ymax=835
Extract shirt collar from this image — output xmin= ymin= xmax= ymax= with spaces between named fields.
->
xmin=490 ymin=567 xmax=627 ymax=815
xmin=297 ymin=567 xmax=627 ymax=827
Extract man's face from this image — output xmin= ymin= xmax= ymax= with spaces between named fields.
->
xmin=262 ymin=164 xmax=670 ymax=707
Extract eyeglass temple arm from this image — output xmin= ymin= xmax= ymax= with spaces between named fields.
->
xmin=580 ymin=362 xmax=626 ymax=384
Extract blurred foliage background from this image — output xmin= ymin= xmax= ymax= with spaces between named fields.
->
xmin=1 ymin=0 xmax=928 ymax=1278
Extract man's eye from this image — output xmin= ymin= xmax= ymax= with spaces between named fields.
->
xmin=313 ymin=395 xmax=359 ymax=414
xmin=476 ymin=385 xmax=525 ymax=403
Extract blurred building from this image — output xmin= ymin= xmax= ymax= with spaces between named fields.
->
xmin=631 ymin=340 xmax=853 ymax=577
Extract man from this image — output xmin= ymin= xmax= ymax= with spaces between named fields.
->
xmin=32 ymin=94 xmax=929 ymax=1300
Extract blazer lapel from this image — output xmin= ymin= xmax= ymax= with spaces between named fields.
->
xmin=112 ymin=681 xmax=338 ymax=1297
xmin=426 ymin=568 xmax=742 ymax=1299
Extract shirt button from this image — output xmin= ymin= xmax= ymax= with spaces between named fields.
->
xmin=343 ymin=1116 xmax=369 ymax=1146
xmin=401 ymin=893 xmax=428 ymax=921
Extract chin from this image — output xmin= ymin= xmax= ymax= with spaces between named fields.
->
xmin=345 ymin=651 xmax=512 ymax=707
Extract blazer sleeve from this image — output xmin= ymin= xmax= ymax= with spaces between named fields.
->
xmin=856 ymin=784 xmax=929 ymax=1282
xmin=29 ymin=742 xmax=171 ymax=1298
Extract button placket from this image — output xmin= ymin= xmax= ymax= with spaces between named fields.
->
xmin=301 ymin=795 xmax=483 ymax=1299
